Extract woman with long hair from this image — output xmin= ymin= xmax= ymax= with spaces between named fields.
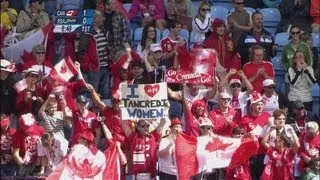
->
xmin=191 ymin=1 xmax=211 ymax=43
xmin=136 ymin=23 xmax=157 ymax=58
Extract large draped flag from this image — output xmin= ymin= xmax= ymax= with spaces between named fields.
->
xmin=175 ymin=133 xmax=259 ymax=180
xmin=1 ymin=24 xmax=52 ymax=65
xmin=47 ymin=144 xmax=121 ymax=180
xmin=49 ymin=57 xmax=78 ymax=84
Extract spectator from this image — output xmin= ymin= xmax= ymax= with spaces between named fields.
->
xmin=203 ymin=18 xmax=242 ymax=73
xmin=161 ymin=20 xmax=188 ymax=66
xmin=243 ymin=45 xmax=275 ymax=93
xmin=56 ymin=0 xmax=83 ymax=10
xmin=13 ymin=113 xmax=44 ymax=176
xmin=191 ymin=1 xmax=211 ymax=43
xmin=227 ymin=0 xmax=252 ymax=47
xmin=238 ymin=91 xmax=271 ymax=179
xmin=65 ymin=95 xmax=101 ymax=147
xmin=158 ymin=117 xmax=182 ymax=180
xmin=0 ymin=114 xmax=17 ymax=176
xmin=20 ymin=44 xmax=53 ymax=76
xmin=288 ymin=51 xmax=316 ymax=111
xmin=0 ymin=59 xmax=17 ymax=115
xmin=261 ymin=79 xmax=280 ymax=114
xmin=16 ymin=0 xmax=49 ymax=39
xmin=278 ymin=0 xmax=311 ymax=33
xmin=1 ymin=0 xmax=17 ymax=29
xmin=38 ymin=94 xmax=65 ymax=138
xmin=303 ymin=158 xmax=320 ymax=179
xmin=298 ymin=122 xmax=320 ymax=175
xmin=103 ymin=0 xmax=130 ymax=61
xmin=286 ymin=100 xmax=319 ymax=131
xmin=218 ymin=69 xmax=254 ymax=117
xmin=261 ymin=131 xmax=300 ymax=179
xmin=310 ymin=0 xmax=320 ymax=33
xmin=37 ymin=132 xmax=68 ymax=176
xmin=164 ymin=0 xmax=196 ymax=31
xmin=128 ymin=0 xmax=165 ymax=30
xmin=16 ymin=68 xmax=46 ymax=116
xmin=263 ymin=0 xmax=282 ymax=8
xmin=209 ymin=92 xmax=241 ymax=136
xmin=281 ymin=26 xmax=313 ymax=71
xmin=136 ymin=23 xmax=157 ymax=58
xmin=78 ymin=11 xmax=111 ymax=99
xmin=238 ymin=11 xmax=276 ymax=65
xmin=143 ymin=43 xmax=171 ymax=83
xmin=129 ymin=60 xmax=152 ymax=84
xmin=121 ymin=118 xmax=167 ymax=179
xmin=300 ymin=32 xmax=319 ymax=74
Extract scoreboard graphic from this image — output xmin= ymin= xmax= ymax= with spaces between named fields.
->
xmin=53 ymin=9 xmax=94 ymax=33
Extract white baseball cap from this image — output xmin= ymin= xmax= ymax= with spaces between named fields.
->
xmin=199 ymin=118 xmax=213 ymax=127
xmin=262 ymin=79 xmax=275 ymax=87
xmin=229 ymin=79 xmax=241 ymax=86
xmin=0 ymin=59 xmax=15 ymax=72
xmin=150 ymin=43 xmax=162 ymax=52
xmin=219 ymin=92 xmax=231 ymax=99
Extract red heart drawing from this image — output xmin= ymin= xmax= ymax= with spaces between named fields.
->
xmin=144 ymin=84 xmax=160 ymax=97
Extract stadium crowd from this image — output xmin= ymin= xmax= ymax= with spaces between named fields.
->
xmin=0 ymin=0 xmax=320 ymax=179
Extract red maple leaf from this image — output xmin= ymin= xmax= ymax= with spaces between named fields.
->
xmin=60 ymin=64 xmax=67 ymax=74
xmin=205 ymin=137 xmax=232 ymax=152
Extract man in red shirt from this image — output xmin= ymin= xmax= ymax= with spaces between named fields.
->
xmin=237 ymin=91 xmax=271 ymax=179
xmin=160 ymin=20 xmax=187 ymax=67
xmin=242 ymin=45 xmax=275 ymax=93
xmin=209 ymin=92 xmax=240 ymax=136
xmin=65 ymin=95 xmax=101 ymax=147
xmin=122 ymin=118 xmax=167 ymax=179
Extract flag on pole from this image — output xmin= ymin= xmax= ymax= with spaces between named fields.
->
xmin=175 ymin=133 xmax=259 ymax=180
xmin=49 ymin=57 xmax=78 ymax=84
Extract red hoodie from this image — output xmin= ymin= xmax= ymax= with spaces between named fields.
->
xmin=310 ymin=0 xmax=320 ymax=24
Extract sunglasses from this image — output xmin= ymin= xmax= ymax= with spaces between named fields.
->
xmin=291 ymin=31 xmax=300 ymax=35
xmin=28 ymin=74 xmax=39 ymax=77
xmin=148 ymin=30 xmax=155 ymax=33
xmin=235 ymin=2 xmax=245 ymax=5
xmin=139 ymin=124 xmax=150 ymax=128
xmin=200 ymin=126 xmax=212 ymax=130
xmin=231 ymin=84 xmax=241 ymax=88
xmin=201 ymin=8 xmax=210 ymax=12
xmin=266 ymin=86 xmax=276 ymax=89
xmin=153 ymin=50 xmax=162 ymax=53
xmin=36 ymin=51 xmax=45 ymax=54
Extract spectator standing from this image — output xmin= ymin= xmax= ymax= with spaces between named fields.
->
xmin=203 ymin=18 xmax=241 ymax=72
xmin=158 ymin=117 xmax=182 ymax=180
xmin=191 ymin=1 xmax=211 ymax=43
xmin=164 ymin=0 xmax=196 ymax=31
xmin=287 ymin=51 xmax=316 ymax=111
xmin=128 ymin=0 xmax=166 ymax=30
xmin=0 ymin=59 xmax=17 ymax=115
xmin=261 ymin=79 xmax=279 ymax=114
xmin=0 ymin=115 xmax=17 ymax=176
xmin=238 ymin=11 xmax=276 ymax=65
xmin=303 ymin=158 xmax=320 ymax=179
xmin=0 ymin=0 xmax=17 ymax=29
xmin=78 ymin=11 xmax=111 ymax=99
xmin=56 ymin=0 xmax=83 ymax=10
xmin=129 ymin=60 xmax=152 ymax=84
xmin=281 ymin=26 xmax=313 ymax=71
xmin=16 ymin=0 xmax=49 ymax=39
xmin=243 ymin=45 xmax=275 ymax=93
xmin=310 ymin=0 xmax=320 ymax=33
xmin=278 ymin=0 xmax=311 ymax=33
xmin=12 ymin=113 xmax=44 ymax=176
xmin=136 ymin=23 xmax=157 ymax=58
xmin=227 ymin=0 xmax=252 ymax=47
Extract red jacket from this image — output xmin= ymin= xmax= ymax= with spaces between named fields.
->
xmin=16 ymin=86 xmax=46 ymax=115
xmin=310 ymin=0 xmax=320 ymax=24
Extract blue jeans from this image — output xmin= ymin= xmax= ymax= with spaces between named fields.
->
xmin=84 ymin=66 xmax=111 ymax=99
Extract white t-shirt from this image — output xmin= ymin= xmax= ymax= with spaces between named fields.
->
xmin=158 ymin=137 xmax=177 ymax=175
xmin=37 ymin=136 xmax=69 ymax=173
xmin=263 ymin=94 xmax=279 ymax=115
xmin=181 ymin=88 xmax=208 ymax=110
xmin=229 ymin=91 xmax=249 ymax=117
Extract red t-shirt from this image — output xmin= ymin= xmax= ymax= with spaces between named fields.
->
xmin=184 ymin=109 xmax=213 ymax=137
xmin=299 ymin=132 xmax=320 ymax=161
xmin=0 ymin=128 xmax=16 ymax=164
xmin=225 ymin=165 xmax=251 ymax=180
xmin=161 ymin=36 xmax=187 ymax=63
xmin=128 ymin=131 xmax=161 ymax=178
xmin=261 ymin=147 xmax=295 ymax=180
xmin=15 ymin=86 xmax=46 ymax=115
xmin=12 ymin=131 xmax=42 ymax=164
xmin=209 ymin=108 xmax=240 ymax=136
xmin=242 ymin=61 xmax=275 ymax=93
xmin=71 ymin=110 xmax=100 ymax=145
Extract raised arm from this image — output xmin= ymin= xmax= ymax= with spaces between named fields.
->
xmin=218 ymin=69 xmax=237 ymax=92
xmin=237 ymin=70 xmax=254 ymax=93
xmin=205 ymin=76 xmax=219 ymax=99
xmin=87 ymin=83 xmax=106 ymax=111
xmin=262 ymin=126 xmax=276 ymax=149
xmin=143 ymin=50 xmax=153 ymax=73
xmin=121 ymin=120 xmax=133 ymax=137
xmin=38 ymin=94 xmax=55 ymax=118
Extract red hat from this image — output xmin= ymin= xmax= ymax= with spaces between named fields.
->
xmin=78 ymin=130 xmax=94 ymax=143
xmin=191 ymin=100 xmax=206 ymax=115
xmin=248 ymin=91 xmax=264 ymax=105
xmin=211 ymin=18 xmax=225 ymax=31
xmin=19 ymin=113 xmax=44 ymax=136
xmin=170 ymin=117 xmax=182 ymax=127
xmin=0 ymin=116 xmax=10 ymax=128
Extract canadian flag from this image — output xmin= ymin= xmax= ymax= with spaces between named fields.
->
xmin=13 ymin=79 xmax=27 ymax=93
xmin=47 ymin=144 xmax=121 ymax=180
xmin=50 ymin=57 xmax=78 ymax=84
xmin=175 ymin=133 xmax=259 ymax=180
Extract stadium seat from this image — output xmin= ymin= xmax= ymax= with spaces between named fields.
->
xmin=192 ymin=1 xmax=202 ymax=8
xmin=259 ymin=8 xmax=281 ymax=36
xmin=162 ymin=29 xmax=190 ymax=42
xmin=271 ymin=56 xmax=286 ymax=93
xmin=274 ymin=32 xmax=290 ymax=56
xmin=212 ymin=0 xmax=233 ymax=11
xmin=211 ymin=6 xmax=229 ymax=20
xmin=123 ymin=3 xmax=131 ymax=13
xmin=312 ymin=33 xmax=320 ymax=48
xmin=311 ymin=84 xmax=320 ymax=116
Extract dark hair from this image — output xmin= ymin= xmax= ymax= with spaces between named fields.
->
xmin=292 ymin=50 xmax=305 ymax=70
xmin=300 ymin=32 xmax=312 ymax=42
xmin=141 ymin=23 xmax=157 ymax=51
xmin=249 ymin=44 xmax=265 ymax=60
xmin=232 ymin=126 xmax=245 ymax=135
xmin=273 ymin=109 xmax=287 ymax=119
xmin=197 ymin=1 xmax=211 ymax=18
xmin=251 ymin=11 xmax=262 ymax=21
xmin=168 ymin=20 xmax=181 ymax=31
xmin=275 ymin=134 xmax=292 ymax=147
